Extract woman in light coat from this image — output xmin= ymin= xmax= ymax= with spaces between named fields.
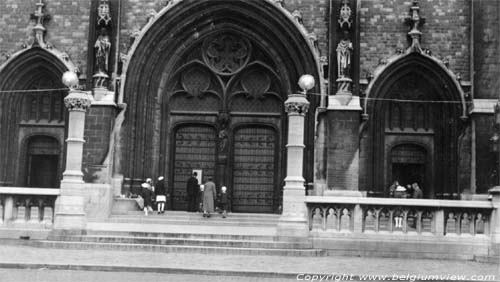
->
xmin=203 ymin=177 xmax=217 ymax=218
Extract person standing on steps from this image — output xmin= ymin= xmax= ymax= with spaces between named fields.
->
xmin=203 ymin=176 xmax=216 ymax=218
xmin=186 ymin=172 xmax=199 ymax=212
xmin=219 ymin=186 xmax=228 ymax=218
xmin=141 ymin=178 xmax=154 ymax=216
xmin=155 ymin=176 xmax=166 ymax=214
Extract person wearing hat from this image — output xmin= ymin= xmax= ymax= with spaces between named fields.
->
xmin=141 ymin=178 xmax=154 ymax=216
xmin=155 ymin=176 xmax=166 ymax=214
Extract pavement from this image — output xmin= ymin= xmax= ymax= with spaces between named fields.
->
xmin=0 ymin=244 xmax=498 ymax=281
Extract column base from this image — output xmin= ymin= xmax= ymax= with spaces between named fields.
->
xmin=278 ymin=185 xmax=308 ymax=238
xmin=53 ymin=213 xmax=87 ymax=230
xmin=54 ymin=192 xmax=87 ymax=230
xmin=277 ymin=218 xmax=309 ymax=237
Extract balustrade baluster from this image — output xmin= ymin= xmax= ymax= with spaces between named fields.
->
xmin=389 ymin=209 xmax=394 ymax=232
xmin=374 ymin=208 xmax=380 ymax=232
xmin=456 ymin=211 xmax=462 ymax=236
xmin=322 ymin=207 xmax=327 ymax=231
xmin=416 ymin=210 xmax=423 ymax=233
xmin=402 ymin=209 xmax=408 ymax=233
xmin=435 ymin=209 xmax=445 ymax=236
xmin=0 ymin=198 xmax=3 ymax=224
xmin=469 ymin=212 xmax=476 ymax=235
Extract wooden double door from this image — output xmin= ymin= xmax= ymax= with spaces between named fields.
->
xmin=170 ymin=124 xmax=280 ymax=213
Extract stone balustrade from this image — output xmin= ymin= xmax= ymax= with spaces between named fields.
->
xmin=306 ymin=196 xmax=494 ymax=236
xmin=0 ymin=187 xmax=59 ymax=228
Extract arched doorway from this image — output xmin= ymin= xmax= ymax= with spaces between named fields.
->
xmin=120 ymin=0 xmax=320 ymax=213
xmin=364 ymin=52 xmax=467 ymax=198
xmin=26 ymin=136 xmax=61 ymax=188
xmin=0 ymin=47 xmax=69 ymax=187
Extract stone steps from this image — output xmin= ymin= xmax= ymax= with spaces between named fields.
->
xmin=27 ymin=239 xmax=325 ymax=257
xmin=50 ymin=234 xmax=313 ymax=249
xmin=107 ymin=211 xmax=281 ymax=226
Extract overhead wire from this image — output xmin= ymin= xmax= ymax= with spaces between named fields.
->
xmin=0 ymin=88 xmax=473 ymax=104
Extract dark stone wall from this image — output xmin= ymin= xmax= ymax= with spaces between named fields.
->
xmin=473 ymin=0 xmax=500 ymax=99
xmin=82 ymin=106 xmax=116 ymax=182
xmin=475 ymin=114 xmax=496 ymax=194
xmin=326 ymin=110 xmax=360 ymax=190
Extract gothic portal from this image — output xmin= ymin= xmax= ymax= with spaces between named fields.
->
xmin=120 ymin=0 xmax=320 ymax=213
xmin=364 ymin=53 xmax=467 ymax=198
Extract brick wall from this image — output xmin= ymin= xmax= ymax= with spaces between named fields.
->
xmin=0 ymin=0 xmax=91 ymax=72
xmin=359 ymin=0 xmax=470 ymax=80
xmin=118 ymin=0 xmax=329 ymax=60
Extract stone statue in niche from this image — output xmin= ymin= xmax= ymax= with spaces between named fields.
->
xmin=336 ymin=31 xmax=353 ymax=79
xmin=95 ymin=27 xmax=111 ymax=74
xmin=217 ymin=113 xmax=230 ymax=155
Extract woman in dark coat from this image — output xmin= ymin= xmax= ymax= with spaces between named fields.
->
xmin=203 ymin=177 xmax=217 ymax=218
xmin=155 ymin=176 xmax=166 ymax=214
xmin=141 ymin=178 xmax=154 ymax=216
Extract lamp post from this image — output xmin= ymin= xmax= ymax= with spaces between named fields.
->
xmin=277 ymin=75 xmax=313 ymax=237
xmin=54 ymin=71 xmax=93 ymax=230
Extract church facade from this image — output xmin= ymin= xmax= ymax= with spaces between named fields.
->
xmin=0 ymin=0 xmax=499 ymax=215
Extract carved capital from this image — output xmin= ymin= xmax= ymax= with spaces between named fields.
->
xmin=64 ymin=90 xmax=93 ymax=111
xmin=285 ymin=94 xmax=310 ymax=115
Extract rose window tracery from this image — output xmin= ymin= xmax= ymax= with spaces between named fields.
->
xmin=202 ymin=34 xmax=251 ymax=76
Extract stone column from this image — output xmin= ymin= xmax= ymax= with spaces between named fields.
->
xmin=277 ymin=92 xmax=310 ymax=237
xmin=54 ymin=72 xmax=93 ymax=230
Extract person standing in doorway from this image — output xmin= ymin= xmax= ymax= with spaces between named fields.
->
xmin=155 ymin=176 xmax=166 ymax=214
xmin=412 ymin=183 xmax=423 ymax=199
xmin=186 ymin=172 xmax=199 ymax=212
xmin=203 ymin=176 xmax=216 ymax=218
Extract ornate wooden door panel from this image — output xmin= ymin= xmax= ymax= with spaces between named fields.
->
xmin=172 ymin=125 xmax=216 ymax=210
xmin=232 ymin=126 xmax=277 ymax=213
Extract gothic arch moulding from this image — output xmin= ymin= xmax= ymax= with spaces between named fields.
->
xmin=119 ymin=0 xmax=322 ymax=181
xmin=363 ymin=52 xmax=467 ymax=120
xmin=363 ymin=51 xmax=469 ymax=197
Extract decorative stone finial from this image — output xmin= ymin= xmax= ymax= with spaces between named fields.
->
xmin=338 ymin=0 xmax=352 ymax=30
xmin=97 ymin=0 xmax=112 ymax=27
xmin=404 ymin=0 xmax=425 ymax=53
xmin=30 ymin=0 xmax=50 ymax=47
